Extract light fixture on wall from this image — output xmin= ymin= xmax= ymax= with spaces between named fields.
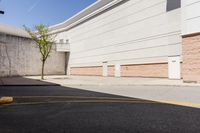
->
xmin=0 ymin=0 xmax=4 ymax=14
xmin=0 ymin=10 xmax=4 ymax=14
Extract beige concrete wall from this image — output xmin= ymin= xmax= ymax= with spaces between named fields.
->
xmin=121 ymin=63 xmax=168 ymax=78
xmin=53 ymin=0 xmax=182 ymax=78
xmin=182 ymin=34 xmax=200 ymax=82
xmin=0 ymin=34 xmax=66 ymax=77
xmin=182 ymin=0 xmax=200 ymax=35
xmin=70 ymin=66 xmax=102 ymax=76
xmin=56 ymin=0 xmax=181 ymax=68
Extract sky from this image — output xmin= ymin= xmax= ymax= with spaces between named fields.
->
xmin=0 ymin=0 xmax=96 ymax=28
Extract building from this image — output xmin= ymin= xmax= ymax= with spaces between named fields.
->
xmin=50 ymin=0 xmax=200 ymax=82
xmin=52 ymin=0 xmax=197 ymax=80
xmin=2 ymin=0 xmax=200 ymax=83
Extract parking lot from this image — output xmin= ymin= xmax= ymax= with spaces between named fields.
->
xmin=0 ymin=85 xmax=200 ymax=133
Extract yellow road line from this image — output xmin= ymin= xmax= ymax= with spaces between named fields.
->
xmin=1 ymin=100 xmax=157 ymax=106
xmin=13 ymin=96 xmax=136 ymax=101
xmin=157 ymin=100 xmax=200 ymax=107
xmin=10 ymin=100 xmax=200 ymax=107
xmin=2 ymin=96 xmax=200 ymax=108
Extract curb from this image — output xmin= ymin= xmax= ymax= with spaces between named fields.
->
xmin=61 ymin=83 xmax=200 ymax=87
xmin=0 ymin=97 xmax=13 ymax=104
xmin=0 ymin=84 xmax=60 ymax=86
xmin=157 ymin=100 xmax=200 ymax=108
xmin=1 ymin=83 xmax=199 ymax=87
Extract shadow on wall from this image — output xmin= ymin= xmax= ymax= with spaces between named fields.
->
xmin=0 ymin=33 xmax=67 ymax=77
xmin=0 ymin=76 xmax=200 ymax=133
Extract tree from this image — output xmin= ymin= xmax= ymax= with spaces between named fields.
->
xmin=24 ymin=24 xmax=56 ymax=80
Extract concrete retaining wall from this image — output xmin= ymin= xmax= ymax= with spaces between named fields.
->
xmin=0 ymin=33 xmax=66 ymax=77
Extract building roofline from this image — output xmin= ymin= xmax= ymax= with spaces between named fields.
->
xmin=49 ymin=0 xmax=124 ymax=34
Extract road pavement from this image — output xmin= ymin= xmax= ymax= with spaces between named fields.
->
xmin=0 ymin=85 xmax=200 ymax=133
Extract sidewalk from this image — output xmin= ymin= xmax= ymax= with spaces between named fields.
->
xmin=23 ymin=75 xmax=200 ymax=87
xmin=1 ymin=75 xmax=200 ymax=87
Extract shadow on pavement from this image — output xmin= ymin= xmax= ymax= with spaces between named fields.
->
xmin=0 ymin=76 xmax=59 ymax=86
xmin=0 ymin=77 xmax=200 ymax=133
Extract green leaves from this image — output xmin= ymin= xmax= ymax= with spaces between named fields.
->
xmin=24 ymin=24 xmax=55 ymax=61
xmin=24 ymin=24 xmax=56 ymax=79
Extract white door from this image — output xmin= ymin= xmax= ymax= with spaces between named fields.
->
xmin=168 ymin=56 xmax=181 ymax=79
xmin=103 ymin=62 xmax=108 ymax=77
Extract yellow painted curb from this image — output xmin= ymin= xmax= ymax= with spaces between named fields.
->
xmin=157 ymin=100 xmax=200 ymax=107
xmin=0 ymin=97 xmax=13 ymax=104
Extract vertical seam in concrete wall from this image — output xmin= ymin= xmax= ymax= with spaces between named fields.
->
xmin=4 ymin=44 xmax=11 ymax=76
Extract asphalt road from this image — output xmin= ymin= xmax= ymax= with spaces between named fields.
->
xmin=0 ymin=85 xmax=200 ymax=133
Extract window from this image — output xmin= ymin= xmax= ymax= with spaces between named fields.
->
xmin=167 ymin=0 xmax=181 ymax=12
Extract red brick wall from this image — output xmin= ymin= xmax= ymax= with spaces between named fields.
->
xmin=108 ymin=65 xmax=114 ymax=77
xmin=182 ymin=34 xmax=200 ymax=82
xmin=71 ymin=63 xmax=168 ymax=78
xmin=121 ymin=63 xmax=168 ymax=78
xmin=70 ymin=66 xmax=102 ymax=76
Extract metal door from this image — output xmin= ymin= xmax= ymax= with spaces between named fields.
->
xmin=115 ymin=64 xmax=121 ymax=77
xmin=168 ymin=56 xmax=181 ymax=79
xmin=103 ymin=62 xmax=108 ymax=77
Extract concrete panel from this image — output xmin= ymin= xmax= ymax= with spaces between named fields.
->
xmin=55 ymin=0 xmax=181 ymax=68
xmin=182 ymin=0 xmax=200 ymax=35
xmin=0 ymin=34 xmax=65 ymax=77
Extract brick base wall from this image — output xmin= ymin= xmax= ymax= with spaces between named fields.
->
xmin=70 ymin=66 xmax=102 ymax=76
xmin=108 ymin=65 xmax=114 ymax=77
xmin=182 ymin=34 xmax=200 ymax=82
xmin=70 ymin=63 xmax=168 ymax=78
xmin=121 ymin=63 xmax=168 ymax=78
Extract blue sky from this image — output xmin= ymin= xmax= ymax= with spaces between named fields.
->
xmin=0 ymin=0 xmax=96 ymax=28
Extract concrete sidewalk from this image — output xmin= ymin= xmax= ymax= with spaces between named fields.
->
xmin=65 ymin=85 xmax=200 ymax=108
xmin=23 ymin=75 xmax=200 ymax=87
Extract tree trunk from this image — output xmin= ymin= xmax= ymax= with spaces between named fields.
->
xmin=41 ymin=60 xmax=45 ymax=80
